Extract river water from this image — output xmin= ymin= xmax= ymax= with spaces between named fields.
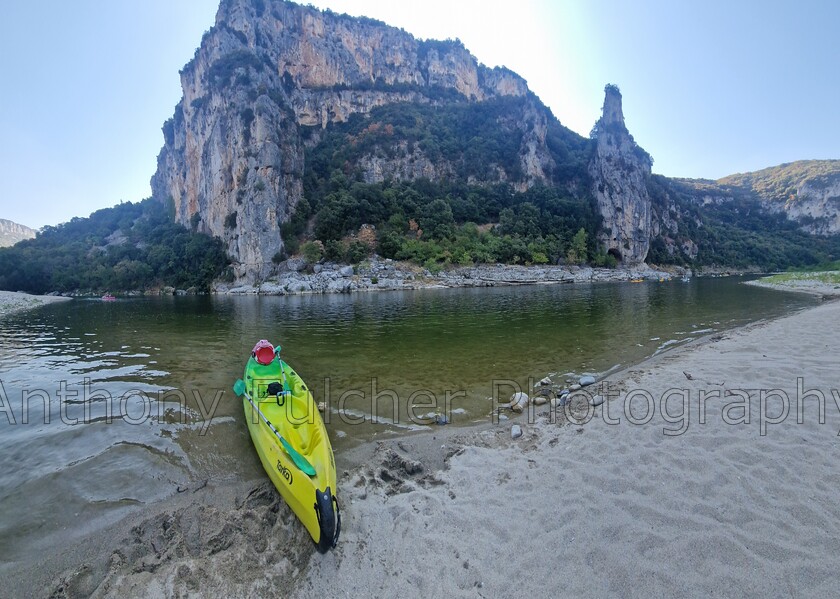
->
xmin=0 ymin=277 xmax=815 ymax=566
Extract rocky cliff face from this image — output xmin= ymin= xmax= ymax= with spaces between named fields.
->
xmin=588 ymin=85 xmax=653 ymax=264
xmin=717 ymin=160 xmax=840 ymax=237
xmin=753 ymin=174 xmax=840 ymax=236
xmin=781 ymin=177 xmax=840 ymax=235
xmin=0 ymin=219 xmax=36 ymax=248
xmin=151 ymin=0 xmax=555 ymax=280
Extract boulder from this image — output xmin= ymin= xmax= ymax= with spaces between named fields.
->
xmin=533 ymin=396 xmax=548 ymax=406
xmin=327 ymin=279 xmax=351 ymax=293
xmin=570 ymin=384 xmax=582 ymax=392
xmin=287 ymin=257 xmax=307 ymax=272
xmin=313 ymin=264 xmax=323 ymax=274
xmin=537 ymin=376 xmax=552 ymax=387
xmin=339 ymin=265 xmax=354 ymax=277
xmin=259 ymin=282 xmax=286 ymax=294
xmin=509 ymin=392 xmax=529 ymax=412
xmin=579 ymin=375 xmax=596 ymax=387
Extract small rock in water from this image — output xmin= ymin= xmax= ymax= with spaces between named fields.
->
xmin=317 ymin=401 xmax=327 ymax=412
xmin=537 ymin=376 xmax=552 ymax=387
xmin=511 ymin=425 xmax=523 ymax=439
xmin=533 ymin=396 xmax=548 ymax=406
xmin=435 ymin=413 xmax=449 ymax=425
xmin=590 ymin=394 xmax=605 ymax=407
xmin=579 ymin=375 xmax=596 ymax=387
xmin=569 ymin=384 xmax=582 ymax=392
xmin=509 ymin=392 xmax=529 ymax=412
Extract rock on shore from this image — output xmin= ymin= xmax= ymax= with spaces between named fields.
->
xmin=214 ymin=258 xmax=672 ymax=296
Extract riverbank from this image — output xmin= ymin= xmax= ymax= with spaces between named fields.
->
xmin=746 ymin=270 xmax=840 ymax=297
xmin=0 ymin=290 xmax=70 ymax=317
xmin=15 ymin=296 xmax=840 ymax=597
xmin=214 ymin=258 xmax=678 ymax=295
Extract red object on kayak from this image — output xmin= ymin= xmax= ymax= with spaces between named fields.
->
xmin=252 ymin=339 xmax=275 ymax=365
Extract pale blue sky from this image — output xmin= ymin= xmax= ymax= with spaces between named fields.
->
xmin=1 ymin=0 xmax=837 ymax=228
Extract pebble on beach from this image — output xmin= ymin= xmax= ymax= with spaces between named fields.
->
xmin=579 ymin=375 xmax=596 ymax=386
xmin=511 ymin=425 xmax=523 ymax=439
xmin=509 ymin=392 xmax=529 ymax=412
xmin=550 ymin=395 xmax=566 ymax=408
xmin=590 ymin=394 xmax=605 ymax=406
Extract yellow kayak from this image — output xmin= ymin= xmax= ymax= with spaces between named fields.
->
xmin=235 ymin=340 xmax=339 ymax=552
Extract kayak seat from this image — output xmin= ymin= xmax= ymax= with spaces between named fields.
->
xmin=286 ymin=417 xmax=322 ymax=457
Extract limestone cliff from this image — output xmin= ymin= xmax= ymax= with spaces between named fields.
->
xmin=0 ymin=219 xmax=36 ymax=248
xmin=719 ymin=161 xmax=840 ymax=236
xmin=588 ymin=85 xmax=653 ymax=264
xmin=151 ymin=0 xmax=558 ymax=280
xmin=782 ymin=177 xmax=840 ymax=235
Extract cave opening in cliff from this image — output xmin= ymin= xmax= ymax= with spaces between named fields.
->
xmin=608 ymin=248 xmax=623 ymax=262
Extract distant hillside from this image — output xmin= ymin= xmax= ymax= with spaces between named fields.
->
xmin=647 ymin=175 xmax=840 ymax=270
xmin=0 ymin=200 xmax=230 ymax=294
xmin=719 ymin=160 xmax=840 ymax=235
xmin=0 ymin=219 xmax=36 ymax=247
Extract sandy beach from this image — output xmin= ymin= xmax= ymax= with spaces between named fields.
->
xmin=0 ymin=290 xmax=70 ymax=317
xmin=12 ymin=287 xmax=840 ymax=598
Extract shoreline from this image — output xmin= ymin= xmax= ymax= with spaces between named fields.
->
xmin=745 ymin=274 xmax=840 ymax=298
xmin=214 ymin=259 xmax=683 ymax=295
xmin=29 ymin=261 xmax=765 ymax=298
xmin=0 ymin=290 xmax=70 ymax=318
xmin=8 ymin=293 xmax=840 ymax=596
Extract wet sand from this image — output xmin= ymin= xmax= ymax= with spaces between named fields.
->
xmin=10 ymin=292 xmax=840 ymax=597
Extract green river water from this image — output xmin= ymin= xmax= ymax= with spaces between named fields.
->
xmin=0 ymin=277 xmax=816 ymax=566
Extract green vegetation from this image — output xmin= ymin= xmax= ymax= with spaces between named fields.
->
xmin=304 ymin=97 xmax=590 ymax=187
xmin=300 ymin=240 xmax=324 ymax=263
xmin=294 ymin=174 xmax=600 ymax=266
xmin=646 ymin=176 xmax=840 ymax=271
xmin=719 ymin=160 xmax=840 ymax=204
xmin=289 ymin=98 xmax=598 ymax=266
xmin=0 ymin=199 xmax=230 ymax=294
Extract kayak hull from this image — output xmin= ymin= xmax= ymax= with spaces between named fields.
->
xmin=242 ymin=356 xmax=339 ymax=551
